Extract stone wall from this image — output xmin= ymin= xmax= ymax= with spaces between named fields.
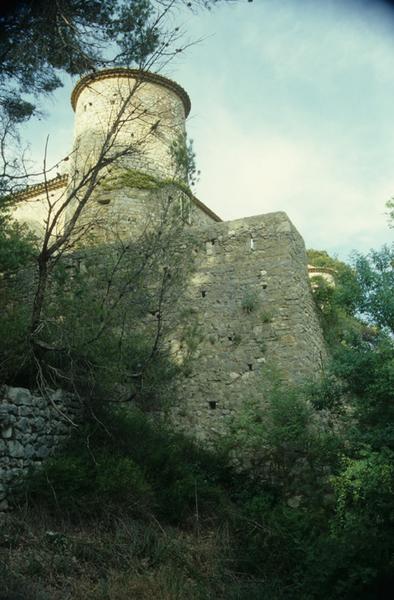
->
xmin=171 ymin=211 xmax=327 ymax=440
xmin=10 ymin=177 xmax=68 ymax=239
xmin=0 ymin=386 xmax=82 ymax=511
xmin=0 ymin=212 xmax=326 ymax=504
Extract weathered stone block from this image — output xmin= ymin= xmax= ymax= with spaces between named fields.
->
xmin=7 ymin=441 xmax=24 ymax=459
xmin=1 ymin=425 xmax=13 ymax=439
xmin=4 ymin=387 xmax=31 ymax=405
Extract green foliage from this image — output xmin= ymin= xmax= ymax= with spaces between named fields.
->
xmin=170 ymin=133 xmax=200 ymax=186
xmin=0 ymin=209 xmax=37 ymax=273
xmin=228 ymin=379 xmax=342 ymax=502
xmin=0 ymin=299 xmax=32 ymax=385
xmin=0 ymin=204 xmax=195 ymax=400
xmin=352 ymin=245 xmax=394 ymax=333
xmin=314 ymin=449 xmax=394 ymax=599
xmin=307 ymin=248 xmax=363 ymax=348
xmin=0 ymin=563 xmax=46 ymax=600
xmin=24 ymin=405 xmax=232 ymax=523
xmin=102 ymin=168 xmax=164 ymax=191
xmin=332 ymin=334 xmax=394 ymax=451
xmin=0 ymin=1 xmax=162 ymax=121
xmin=260 ymin=309 xmax=273 ymax=323
xmin=241 ymin=289 xmax=259 ymax=314
xmin=102 ymin=167 xmax=194 ymax=198
xmin=2 ymin=229 xmax=392 ymax=599
xmin=26 ymin=451 xmax=153 ymax=517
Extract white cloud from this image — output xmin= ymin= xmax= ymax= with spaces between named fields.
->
xmin=191 ymin=107 xmax=393 ymax=258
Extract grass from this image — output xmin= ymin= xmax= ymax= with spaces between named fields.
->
xmin=0 ymin=508 xmax=248 ymax=600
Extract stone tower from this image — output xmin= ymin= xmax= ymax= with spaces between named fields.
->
xmin=70 ymin=68 xmax=191 ymax=181
xmin=66 ymin=68 xmax=215 ymax=240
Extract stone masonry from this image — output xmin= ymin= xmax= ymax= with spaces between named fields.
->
xmin=0 ymin=386 xmax=82 ymax=511
xmin=172 ymin=211 xmax=326 ymax=439
xmin=3 ymin=68 xmax=327 ymax=494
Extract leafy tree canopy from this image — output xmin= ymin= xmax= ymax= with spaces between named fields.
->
xmin=0 ymin=0 xmax=228 ymax=123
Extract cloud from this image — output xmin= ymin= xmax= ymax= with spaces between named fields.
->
xmin=192 ymin=107 xmax=392 ymax=258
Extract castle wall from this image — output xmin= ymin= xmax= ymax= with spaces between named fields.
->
xmin=10 ymin=179 xmax=68 ymax=240
xmin=172 ymin=211 xmax=326 ymax=440
xmin=0 ymin=212 xmax=327 ymax=506
xmin=1 ymin=69 xmax=328 ymax=501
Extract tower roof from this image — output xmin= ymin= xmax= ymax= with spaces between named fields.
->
xmin=71 ymin=68 xmax=191 ymax=117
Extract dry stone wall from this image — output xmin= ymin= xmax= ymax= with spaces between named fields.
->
xmin=0 ymin=386 xmax=82 ymax=511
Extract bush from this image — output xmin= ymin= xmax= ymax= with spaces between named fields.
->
xmin=23 ymin=405 xmax=233 ymax=524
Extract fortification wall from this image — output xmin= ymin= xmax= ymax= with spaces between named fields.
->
xmin=0 ymin=68 xmax=328 ymax=507
xmin=0 ymin=211 xmax=326 ymax=505
xmin=10 ymin=177 xmax=68 ymax=239
xmin=64 ymin=182 xmax=218 ymax=244
xmin=0 ymin=386 xmax=82 ymax=511
xmin=172 ymin=211 xmax=327 ymax=440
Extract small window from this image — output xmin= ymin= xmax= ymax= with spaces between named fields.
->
xmin=201 ymin=290 xmax=206 ymax=298
xmin=250 ymin=237 xmax=255 ymax=250
xmin=209 ymin=401 xmax=217 ymax=410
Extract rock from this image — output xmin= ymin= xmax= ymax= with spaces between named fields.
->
xmin=1 ymin=425 xmax=13 ymax=439
xmin=4 ymin=387 xmax=31 ymax=405
xmin=287 ymin=495 xmax=302 ymax=509
xmin=229 ymin=372 xmax=240 ymax=380
xmin=24 ymin=444 xmax=36 ymax=459
xmin=36 ymin=446 xmax=50 ymax=459
xmin=16 ymin=417 xmax=30 ymax=434
xmin=8 ymin=441 xmax=24 ymax=459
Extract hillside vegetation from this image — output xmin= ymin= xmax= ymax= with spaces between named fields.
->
xmin=0 ymin=228 xmax=393 ymax=598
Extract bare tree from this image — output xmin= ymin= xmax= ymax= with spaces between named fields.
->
xmin=0 ymin=0 xmax=227 ymax=402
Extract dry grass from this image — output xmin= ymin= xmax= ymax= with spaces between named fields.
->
xmin=0 ymin=508 xmax=239 ymax=600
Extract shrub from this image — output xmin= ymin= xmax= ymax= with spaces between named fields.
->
xmin=241 ymin=289 xmax=259 ymax=314
xmin=23 ymin=405 xmax=233 ymax=524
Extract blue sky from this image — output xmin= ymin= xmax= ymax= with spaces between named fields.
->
xmin=24 ymin=0 xmax=394 ymax=260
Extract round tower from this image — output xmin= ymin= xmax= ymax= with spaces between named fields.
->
xmin=71 ymin=68 xmax=190 ymax=181
xmin=66 ymin=68 xmax=192 ymax=242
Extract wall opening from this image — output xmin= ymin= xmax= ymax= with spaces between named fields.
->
xmin=209 ymin=401 xmax=217 ymax=410
xmin=201 ymin=290 xmax=206 ymax=298
xmin=206 ymin=239 xmax=216 ymax=255
xmin=248 ymin=363 xmax=253 ymax=371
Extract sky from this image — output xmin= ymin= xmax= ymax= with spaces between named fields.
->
xmin=23 ymin=0 xmax=394 ymax=260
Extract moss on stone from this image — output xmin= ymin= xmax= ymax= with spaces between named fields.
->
xmin=102 ymin=168 xmax=193 ymax=198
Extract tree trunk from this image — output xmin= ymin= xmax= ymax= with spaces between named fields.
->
xmin=30 ymin=254 xmax=48 ymax=340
